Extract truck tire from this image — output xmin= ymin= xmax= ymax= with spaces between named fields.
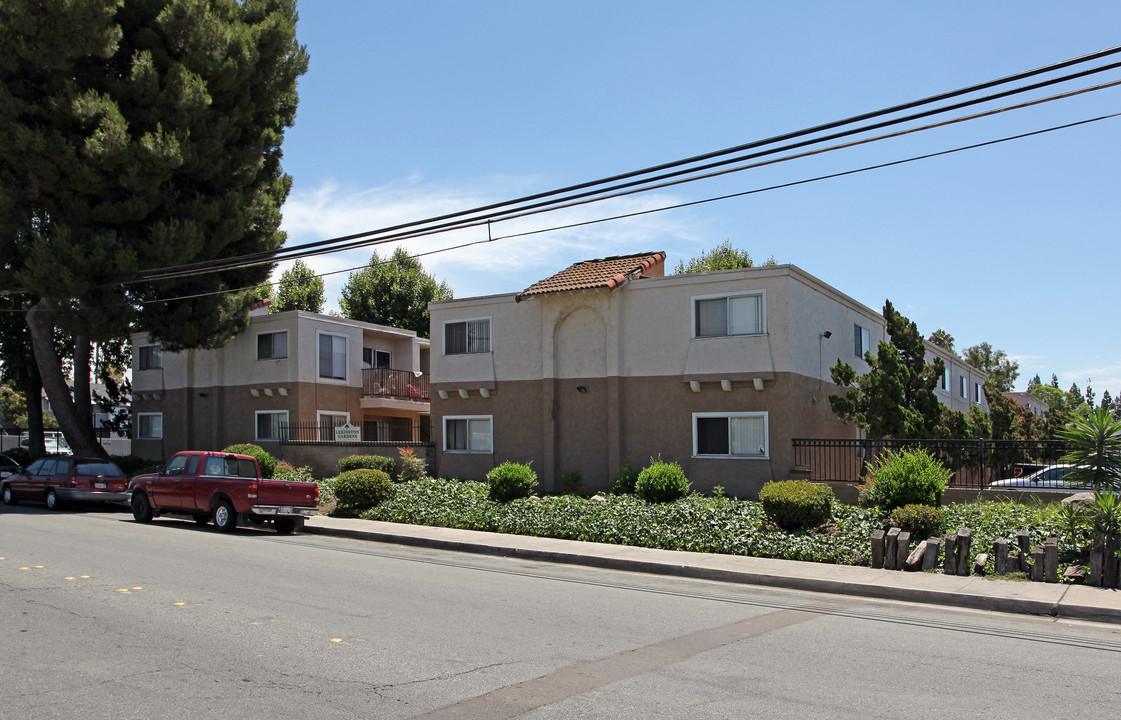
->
xmin=213 ymin=500 xmax=238 ymax=533
xmin=274 ymin=517 xmax=298 ymax=535
xmin=131 ymin=493 xmax=154 ymax=523
xmin=2 ymin=484 xmax=15 ymax=506
xmin=46 ymin=488 xmax=63 ymax=511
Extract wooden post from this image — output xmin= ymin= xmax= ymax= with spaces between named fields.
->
xmin=994 ymin=539 xmax=1009 ymax=575
xmin=922 ymin=538 xmax=941 ymax=571
xmin=905 ymin=540 xmax=927 ymax=571
xmin=896 ymin=531 xmax=911 ymax=571
xmin=1030 ymin=546 xmax=1045 ymax=582
xmin=1044 ymin=538 xmax=1059 ymax=584
xmin=956 ymin=528 xmax=972 ymax=577
xmin=972 ymin=553 xmax=989 ymax=576
xmin=1016 ymin=531 xmax=1031 ymax=573
xmin=871 ymin=529 xmax=885 ymax=569
xmin=885 ymin=528 xmax=900 ymax=571
xmin=943 ymin=533 xmax=958 ymax=576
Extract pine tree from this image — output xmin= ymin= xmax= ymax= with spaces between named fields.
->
xmin=829 ymin=300 xmax=945 ymax=439
xmin=0 ymin=1 xmax=308 ymax=456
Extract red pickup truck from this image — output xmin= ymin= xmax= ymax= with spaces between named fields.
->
xmin=127 ymin=451 xmax=318 ymax=534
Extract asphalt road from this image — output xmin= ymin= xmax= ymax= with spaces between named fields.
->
xmin=3 ymin=504 xmax=1120 ymax=720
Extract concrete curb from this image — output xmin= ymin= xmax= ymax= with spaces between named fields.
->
xmin=302 ymin=522 xmax=1121 ymax=625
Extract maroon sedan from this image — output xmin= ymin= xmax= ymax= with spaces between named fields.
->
xmin=1 ymin=456 xmax=128 ymax=510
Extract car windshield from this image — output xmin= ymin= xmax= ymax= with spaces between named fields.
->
xmin=202 ymin=456 xmax=258 ymax=478
xmin=75 ymin=462 xmax=125 ymax=478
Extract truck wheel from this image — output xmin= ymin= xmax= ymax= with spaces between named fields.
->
xmin=193 ymin=513 xmax=209 ymax=526
xmin=46 ymin=488 xmax=63 ymax=511
xmin=213 ymin=500 xmax=238 ymax=533
xmin=131 ymin=493 xmax=154 ymax=523
xmin=2 ymin=484 xmax=15 ymax=506
xmin=274 ymin=517 xmax=298 ymax=535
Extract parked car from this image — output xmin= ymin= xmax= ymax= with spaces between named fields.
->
xmin=2 ymin=456 xmax=128 ymax=509
xmin=0 ymin=454 xmax=22 ymax=479
xmin=127 ymin=450 xmax=318 ymax=534
xmin=988 ymin=465 xmax=1092 ymax=493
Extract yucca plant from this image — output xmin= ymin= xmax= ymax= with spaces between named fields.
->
xmin=1058 ymin=407 xmax=1121 ymax=495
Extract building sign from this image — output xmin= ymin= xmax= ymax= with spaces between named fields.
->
xmin=334 ymin=423 xmax=361 ymax=443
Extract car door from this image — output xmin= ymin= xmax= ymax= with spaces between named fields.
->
xmin=10 ymin=459 xmax=47 ymax=499
xmin=149 ymin=454 xmax=189 ymax=510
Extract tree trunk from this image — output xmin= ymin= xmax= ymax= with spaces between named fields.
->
xmin=73 ymin=333 xmax=92 ymax=432
xmin=21 ymin=368 xmax=46 ymax=459
xmin=25 ymin=299 xmax=106 ymax=458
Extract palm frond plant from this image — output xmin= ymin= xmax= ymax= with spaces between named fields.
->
xmin=1058 ymin=407 xmax=1121 ymax=495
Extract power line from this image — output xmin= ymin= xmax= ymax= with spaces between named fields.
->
xmin=126 ymin=47 xmax=1121 ymax=283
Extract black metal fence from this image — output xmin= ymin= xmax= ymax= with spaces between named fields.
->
xmin=791 ymin=438 xmax=1070 ymax=489
xmin=361 ymin=368 xmax=430 ymax=401
xmin=280 ymin=421 xmax=431 ymax=446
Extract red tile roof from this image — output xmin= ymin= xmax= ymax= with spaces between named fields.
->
xmin=516 ymin=252 xmax=666 ymax=302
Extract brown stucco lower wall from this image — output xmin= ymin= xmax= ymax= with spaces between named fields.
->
xmin=131 ymin=381 xmax=429 ymax=466
xmin=434 ymin=372 xmax=858 ymax=498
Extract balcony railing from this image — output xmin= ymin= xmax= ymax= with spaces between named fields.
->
xmin=280 ymin=421 xmax=431 ymax=446
xmin=361 ymin=368 xmax=430 ymax=402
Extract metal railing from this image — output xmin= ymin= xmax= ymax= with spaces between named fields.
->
xmin=280 ymin=421 xmax=431 ymax=446
xmin=361 ymin=368 xmax=430 ymax=401
xmin=791 ymin=438 xmax=1070 ymax=489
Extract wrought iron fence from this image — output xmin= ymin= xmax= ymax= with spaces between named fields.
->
xmin=791 ymin=438 xmax=1070 ymax=489
xmin=361 ymin=368 xmax=430 ymax=401
xmin=280 ymin=421 xmax=431 ymax=446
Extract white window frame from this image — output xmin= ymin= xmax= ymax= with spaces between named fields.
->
xmin=255 ymin=410 xmax=289 ymax=443
xmin=137 ymin=413 xmax=163 ymax=440
xmin=317 ymin=410 xmax=351 ymax=442
xmin=692 ymin=411 xmax=769 ymax=459
xmin=940 ymin=366 xmax=951 ymax=392
xmin=363 ymin=348 xmax=392 ymax=369
xmin=138 ymin=345 xmax=163 ymax=370
xmin=443 ymin=415 xmax=493 ymax=454
xmin=975 ymin=382 xmax=983 ymax=404
xmin=443 ymin=317 xmax=492 ymax=355
xmin=959 ymin=375 xmax=968 ymax=399
xmin=256 ymin=330 xmax=288 ymax=360
xmin=854 ymin=324 xmax=871 ymax=358
xmin=691 ymin=290 xmax=766 ymax=338
xmin=316 ymin=330 xmax=348 ymax=382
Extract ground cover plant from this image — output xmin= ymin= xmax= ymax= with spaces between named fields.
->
xmin=351 ymin=477 xmax=1089 ymax=574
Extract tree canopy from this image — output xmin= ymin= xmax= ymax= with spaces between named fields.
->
xmin=0 ymin=0 xmax=307 ymax=457
xmin=927 ymin=329 xmax=957 ymax=356
xmin=339 ymin=247 xmax=453 ymax=337
xmin=962 ymin=342 xmax=1019 ymax=393
xmin=829 ymin=300 xmax=946 ymax=439
xmin=271 ymin=259 xmax=325 ymax=314
xmin=673 ymin=240 xmax=776 ymax=274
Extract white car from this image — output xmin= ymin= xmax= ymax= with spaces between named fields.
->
xmin=988 ymin=465 xmax=1091 ymax=493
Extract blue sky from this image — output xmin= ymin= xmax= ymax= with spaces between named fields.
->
xmin=276 ymin=2 xmax=1121 ymax=395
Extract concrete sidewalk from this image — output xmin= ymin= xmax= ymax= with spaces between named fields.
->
xmin=303 ymin=515 xmax=1121 ymax=624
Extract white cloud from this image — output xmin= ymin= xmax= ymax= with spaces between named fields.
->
xmin=278 ymin=175 xmax=708 ymax=307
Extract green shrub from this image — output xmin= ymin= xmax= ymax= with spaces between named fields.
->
xmin=862 ymin=448 xmax=950 ymax=513
xmin=273 ymin=463 xmax=315 ymax=485
xmin=110 ymin=454 xmax=162 ymax=477
xmin=888 ymin=503 xmax=944 ymax=539
xmin=486 ymin=462 xmax=538 ymax=503
xmin=611 ymin=458 xmax=641 ymax=494
xmin=333 ymin=469 xmax=394 ymax=509
xmin=635 ymin=459 xmax=690 ymax=503
xmin=338 ymin=454 xmax=395 ymax=477
xmin=558 ymin=468 xmax=584 ymax=494
xmin=397 ymin=447 xmax=427 ymax=482
xmin=759 ymin=480 xmax=834 ymax=531
xmin=222 ymin=443 xmax=277 ymax=478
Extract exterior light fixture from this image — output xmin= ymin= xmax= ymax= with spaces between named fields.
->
xmin=753 ymin=378 xmax=765 ymax=391
xmin=458 ymin=389 xmax=470 ymax=399
xmin=720 ymin=379 xmax=732 ymax=392
xmin=250 ymin=389 xmax=260 ymax=397
xmin=821 ymin=330 xmax=832 ymax=339
xmin=480 ymin=388 xmax=490 ymax=398
xmin=576 ymin=385 xmax=588 ymax=393
xmin=689 ymin=380 xmax=701 ymax=393
xmin=437 ymin=389 xmax=449 ymax=400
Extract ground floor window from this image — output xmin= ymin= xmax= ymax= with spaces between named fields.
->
xmin=692 ymin=412 xmax=768 ymax=458
xmin=137 ymin=413 xmax=163 ymax=440
xmin=444 ymin=415 xmax=493 ymax=453
xmin=255 ymin=410 xmax=289 ymax=442
xmin=317 ymin=411 xmax=350 ymax=442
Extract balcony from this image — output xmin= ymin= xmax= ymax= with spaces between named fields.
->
xmin=361 ymin=367 xmax=430 ymax=403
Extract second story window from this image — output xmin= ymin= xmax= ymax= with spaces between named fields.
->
xmin=257 ymin=331 xmax=288 ymax=360
xmin=975 ymin=382 xmax=983 ymax=404
xmin=363 ymin=348 xmax=391 ymax=368
xmin=445 ymin=318 xmax=491 ymax=355
xmin=959 ymin=375 xmax=968 ymax=399
xmin=694 ymin=293 xmax=764 ymax=338
xmin=318 ymin=333 xmax=347 ymax=380
xmin=940 ymin=366 xmax=950 ymax=391
xmin=854 ymin=325 xmax=870 ymax=358
xmin=138 ymin=345 xmax=163 ymax=370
